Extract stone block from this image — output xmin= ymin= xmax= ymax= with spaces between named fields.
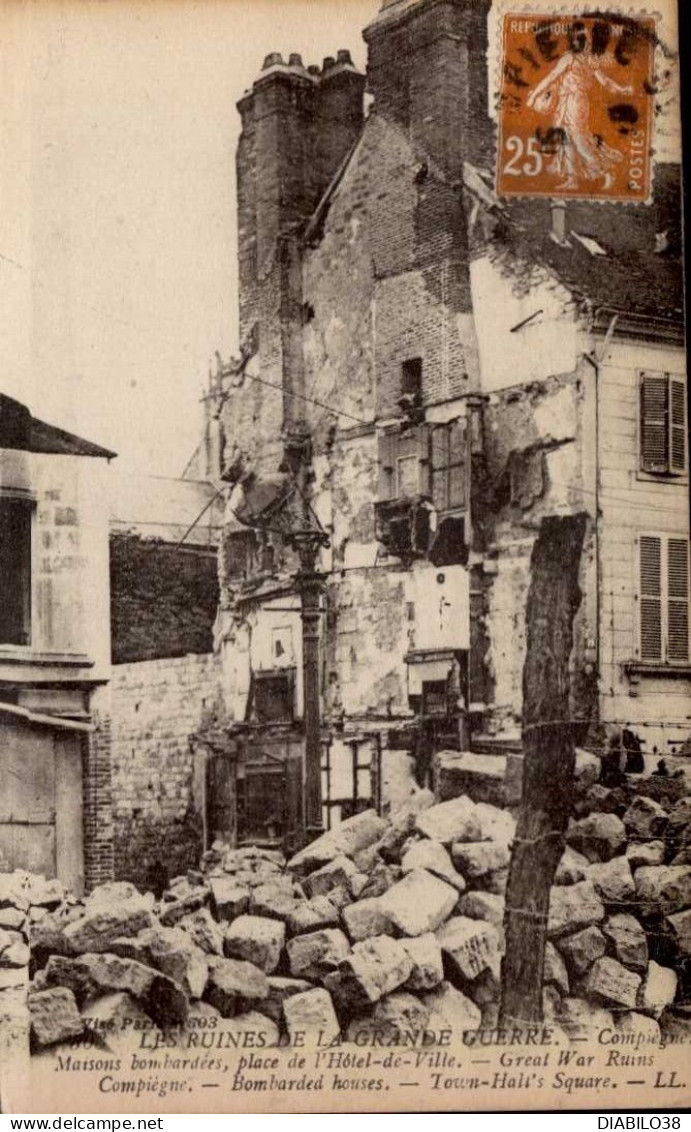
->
xmin=623 ymin=796 xmax=669 ymax=840
xmin=587 ymin=857 xmax=635 ymax=905
xmin=303 ymin=856 xmax=358 ymax=900
xmin=451 ymin=840 xmax=510 ymax=880
xmin=29 ymin=987 xmax=83 ymax=1048
xmin=635 ymin=866 xmax=691 ymax=916
xmin=582 ymin=957 xmax=642 ymax=1009
xmin=436 ymin=916 xmax=500 ymax=982
xmin=602 ymin=914 xmax=648 ymax=973
xmin=177 ymin=909 xmax=224 ymax=956
xmin=667 ymin=909 xmax=691 ymax=958
xmin=380 ymin=869 xmax=458 ymax=936
xmin=62 ymin=892 xmax=155 ymax=954
xmin=255 ymin=977 xmax=314 ymax=1025
xmin=342 ymin=897 xmax=394 ymax=943
xmin=401 ymin=839 xmax=465 ymax=891
xmin=435 ymin=751 xmax=506 ymax=807
xmin=400 ymin=933 xmax=444 ymax=992
xmin=638 ymin=961 xmax=678 ymax=1020
xmin=286 ymin=929 xmax=351 ymax=981
xmin=556 ymin=927 xmax=607 ymax=978
xmin=288 ymin=810 xmax=388 ymax=875
xmin=420 ymin=981 xmax=482 ymax=1036
xmin=626 ymin=841 xmax=665 ymax=869
xmin=112 ymin=925 xmax=209 ymax=999
xmin=555 ymin=847 xmax=589 ymax=886
xmin=414 ymin=797 xmax=483 ymax=846
xmin=224 ymin=915 xmax=285 ymax=974
xmin=283 ymin=988 xmax=340 ymax=1046
xmin=566 ymin=813 xmax=627 ymax=862
xmin=249 ymin=880 xmax=300 ymax=922
xmin=338 ymin=935 xmax=413 ymax=1006
xmin=286 ymin=897 xmax=341 ymax=937
xmin=204 ymin=958 xmax=269 ymax=1017
xmin=207 ymin=877 xmax=249 ymax=922
xmin=547 ymin=881 xmax=605 ymax=938
xmin=457 ymin=892 xmax=505 ymax=928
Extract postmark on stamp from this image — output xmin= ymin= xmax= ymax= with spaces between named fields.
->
xmin=496 ymin=12 xmax=656 ymax=201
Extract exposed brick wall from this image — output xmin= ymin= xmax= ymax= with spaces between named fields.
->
xmin=110 ymin=533 xmax=219 ymax=664
xmin=364 ymin=0 xmax=493 ymax=175
xmin=110 ymin=653 xmax=223 ymax=891
xmin=83 ymin=706 xmax=115 ymax=892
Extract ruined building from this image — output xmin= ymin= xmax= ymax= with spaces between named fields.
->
xmin=193 ymin=0 xmax=687 ymax=850
xmin=0 ymin=394 xmax=114 ymax=895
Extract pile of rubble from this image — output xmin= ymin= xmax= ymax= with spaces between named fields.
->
xmin=22 ymin=763 xmax=691 ymax=1053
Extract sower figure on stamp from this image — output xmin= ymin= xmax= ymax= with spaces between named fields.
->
xmin=526 ymin=44 xmax=633 ymax=189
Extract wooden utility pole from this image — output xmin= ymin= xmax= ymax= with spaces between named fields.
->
xmin=500 ymin=513 xmax=588 ymax=1026
xmin=283 ymin=424 xmax=329 ymax=844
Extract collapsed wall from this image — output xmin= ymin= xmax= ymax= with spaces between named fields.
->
xmin=17 ymin=763 xmax=691 ymax=1056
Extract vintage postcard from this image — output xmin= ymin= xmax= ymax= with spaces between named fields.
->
xmin=0 ymin=0 xmax=688 ymax=1115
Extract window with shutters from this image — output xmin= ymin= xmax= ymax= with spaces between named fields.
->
xmin=639 ymin=372 xmax=687 ymax=476
xmin=637 ymin=534 xmax=690 ymax=665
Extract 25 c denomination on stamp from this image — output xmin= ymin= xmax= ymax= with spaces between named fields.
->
xmin=497 ymin=12 xmax=656 ymax=202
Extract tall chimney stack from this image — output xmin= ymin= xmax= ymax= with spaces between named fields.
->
xmin=364 ymin=0 xmax=492 ymax=179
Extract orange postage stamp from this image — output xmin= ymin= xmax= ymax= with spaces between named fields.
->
xmin=497 ymin=12 xmax=656 ymax=202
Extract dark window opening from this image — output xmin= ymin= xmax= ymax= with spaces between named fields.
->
xmin=0 ymin=496 xmax=32 ymax=646
xmin=250 ymin=669 xmax=296 ymax=723
xmin=429 ymin=517 xmax=468 ymax=567
xmin=422 ymin=680 xmax=448 ymax=717
xmin=401 ymin=357 xmax=423 ymax=398
xmin=236 ymin=766 xmax=285 ymax=845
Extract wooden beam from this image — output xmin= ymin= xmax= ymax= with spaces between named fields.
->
xmin=500 ymin=512 xmax=588 ymax=1026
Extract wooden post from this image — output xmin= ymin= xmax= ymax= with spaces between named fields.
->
xmin=500 ymin=513 xmax=588 ymax=1027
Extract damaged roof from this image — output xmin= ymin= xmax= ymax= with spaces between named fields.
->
xmin=470 ymin=162 xmax=685 ymax=330
xmin=0 ymin=394 xmax=117 ymax=458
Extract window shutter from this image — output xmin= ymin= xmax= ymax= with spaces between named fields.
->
xmin=378 ymin=430 xmax=396 ymax=501
xmin=640 ymin=373 xmax=668 ymax=473
xmin=669 ymin=378 xmax=687 ymax=474
xmin=448 ymin=417 xmax=467 ymax=509
xmin=667 ymin=538 xmax=690 ymax=662
xmin=639 ymin=535 xmax=662 ymax=660
xmin=431 ymin=425 xmax=449 ymax=510
xmin=430 ymin=419 xmax=467 ymax=512
xmin=416 ymin=422 xmax=430 ymax=496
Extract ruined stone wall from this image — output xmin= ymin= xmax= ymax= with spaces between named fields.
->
xmin=110 ymin=654 xmax=223 ymax=892
xmin=110 ymin=534 xmax=219 ymax=664
xmin=302 ymin=113 xmax=477 ymax=432
xmin=476 ymin=371 xmax=598 ymax=735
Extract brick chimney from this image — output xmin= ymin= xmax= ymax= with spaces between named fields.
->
xmin=236 ymin=52 xmax=364 ymax=330
xmin=364 ymin=0 xmax=492 ymax=179
xmin=235 ymin=52 xmax=365 ymax=437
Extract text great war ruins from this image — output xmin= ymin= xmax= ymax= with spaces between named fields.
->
xmin=0 ymin=0 xmax=689 ymax=1097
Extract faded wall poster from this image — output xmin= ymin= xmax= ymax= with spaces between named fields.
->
xmin=0 ymin=0 xmax=689 ymax=1115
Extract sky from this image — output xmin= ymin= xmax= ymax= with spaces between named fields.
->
xmin=0 ymin=0 xmax=380 ymax=476
xmin=0 ymin=0 xmax=680 ymax=478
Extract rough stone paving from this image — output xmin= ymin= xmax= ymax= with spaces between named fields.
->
xmin=4 ymin=768 xmax=690 ymax=1055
